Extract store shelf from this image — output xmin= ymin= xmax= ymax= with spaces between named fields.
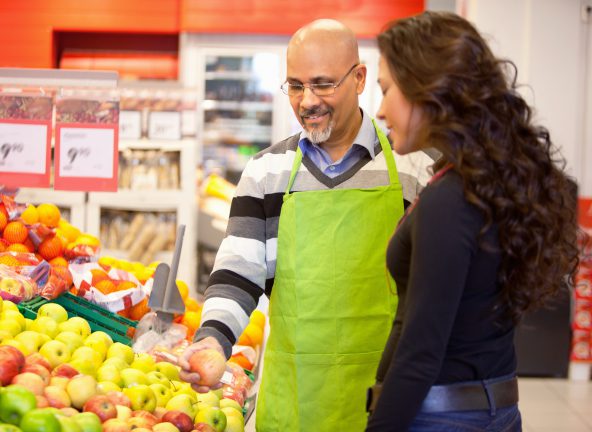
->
xmin=88 ymin=190 xmax=185 ymax=210
xmin=15 ymin=188 xmax=86 ymax=229
xmin=101 ymin=247 xmax=173 ymax=265
xmin=119 ymin=138 xmax=195 ymax=151
xmin=204 ymin=71 xmax=260 ymax=80
xmin=202 ymin=100 xmax=273 ymax=111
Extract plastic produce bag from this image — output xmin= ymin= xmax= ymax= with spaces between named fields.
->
xmin=132 ymin=311 xmax=187 ymax=353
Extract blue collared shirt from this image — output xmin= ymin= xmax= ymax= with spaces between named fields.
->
xmin=298 ymin=110 xmax=378 ymax=178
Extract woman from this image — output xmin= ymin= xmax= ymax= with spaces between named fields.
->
xmin=366 ymin=11 xmax=580 ymax=431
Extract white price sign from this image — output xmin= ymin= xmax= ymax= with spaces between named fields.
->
xmin=0 ymin=122 xmax=48 ymax=174
xmin=119 ymin=110 xmax=142 ymax=139
xmin=58 ymin=127 xmax=114 ymax=178
xmin=148 ymin=111 xmax=181 ymax=140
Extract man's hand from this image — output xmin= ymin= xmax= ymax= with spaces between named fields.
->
xmin=178 ymin=336 xmax=226 ymax=393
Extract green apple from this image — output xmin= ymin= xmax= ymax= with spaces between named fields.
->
xmin=154 ymin=362 xmax=180 ymax=381
xmin=71 ymin=346 xmax=102 ymax=369
xmin=197 ymin=391 xmax=220 ymax=408
xmin=58 ymin=318 xmax=91 ymax=339
xmin=219 ymin=398 xmax=243 ymax=413
xmin=39 ymin=340 xmax=71 ymax=368
xmin=96 ymin=365 xmax=123 ymax=387
xmin=20 ymin=408 xmax=61 ymax=432
xmin=54 ymin=331 xmax=85 ymax=355
xmin=165 ymin=394 xmax=197 ymax=420
xmin=194 ymin=406 xmax=227 ymax=432
xmin=149 ymin=383 xmax=173 ymax=407
xmin=130 ymin=353 xmax=156 ymax=373
xmin=0 ymin=424 xmax=23 ymax=432
xmin=120 ymin=368 xmax=149 ymax=387
xmin=0 ymin=319 xmax=21 ymax=337
xmin=146 ymin=371 xmax=170 ymax=387
xmin=153 ymin=422 xmax=181 ymax=432
xmin=123 ymin=384 xmax=157 ymax=412
xmin=85 ymin=331 xmax=113 ymax=347
xmin=66 ymin=375 xmax=98 ymax=410
xmin=71 ymin=412 xmax=102 ymax=432
xmin=212 ymin=387 xmax=224 ymax=400
xmin=37 ymin=303 xmax=69 ymax=324
xmin=14 ymin=331 xmax=46 ymax=354
xmin=106 ymin=342 xmax=134 ymax=365
xmin=56 ymin=415 xmax=83 ymax=432
xmin=67 ymin=359 xmax=96 ymax=378
xmin=30 ymin=316 xmax=60 ymax=338
xmin=1 ymin=310 xmax=26 ymax=331
xmin=223 ymin=410 xmax=245 ymax=432
xmin=2 ymin=300 xmax=18 ymax=313
xmin=96 ymin=381 xmax=121 ymax=395
xmin=172 ymin=382 xmax=197 ymax=403
xmin=101 ymin=357 xmax=129 ymax=371
xmin=0 ymin=385 xmax=38 ymax=425
xmin=82 ymin=339 xmax=107 ymax=361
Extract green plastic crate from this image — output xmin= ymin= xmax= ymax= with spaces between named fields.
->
xmin=18 ymin=292 xmax=137 ymax=345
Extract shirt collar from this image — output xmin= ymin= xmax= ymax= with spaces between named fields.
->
xmin=298 ymin=108 xmax=377 ymax=160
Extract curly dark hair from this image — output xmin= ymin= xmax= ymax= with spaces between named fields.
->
xmin=378 ymin=11 xmax=580 ymax=323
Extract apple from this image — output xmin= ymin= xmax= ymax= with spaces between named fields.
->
xmin=147 ymin=370 xmax=171 ymax=387
xmin=162 ymin=410 xmax=194 ymax=432
xmin=85 ymin=331 xmax=113 ymax=347
xmin=58 ymin=317 xmax=92 ymax=339
xmin=194 ymin=407 xmax=226 ymax=432
xmin=20 ymin=408 xmax=61 ymax=432
xmin=97 ymin=365 xmax=123 ymax=387
xmin=49 ymin=375 xmax=70 ymax=391
xmin=52 ymin=363 xmax=79 ymax=378
xmin=25 ymin=353 xmax=52 ymax=371
xmin=212 ymin=388 xmax=223 ymax=400
xmin=131 ymin=410 xmax=158 ymax=428
xmin=102 ymin=357 xmax=130 ymax=371
xmin=39 ymin=340 xmax=71 ymax=368
xmin=188 ymin=349 xmax=226 ymax=387
xmin=193 ymin=423 xmax=217 ymax=432
xmin=130 ymin=353 xmax=156 ymax=373
xmin=165 ymin=394 xmax=197 ymax=420
xmin=0 ymin=385 xmax=38 ymax=425
xmin=106 ymin=343 xmax=134 ymax=365
xmin=30 ymin=316 xmax=60 ymax=338
xmin=11 ymin=372 xmax=46 ymax=395
xmin=149 ymin=383 xmax=173 ymax=407
xmin=22 ymin=364 xmax=51 ymax=385
xmin=219 ymin=398 xmax=242 ymax=412
xmin=67 ymin=374 xmax=98 ymax=410
xmin=0 ymin=329 xmax=14 ymax=344
xmin=37 ymin=303 xmax=69 ymax=324
xmin=0 ymin=320 xmax=22 ymax=337
xmin=123 ymin=384 xmax=157 ymax=412
xmin=171 ymin=382 xmax=198 ymax=402
xmin=83 ymin=338 xmax=108 ymax=361
xmin=102 ymin=418 xmax=131 ymax=432
xmin=55 ymin=331 xmax=85 ymax=355
xmin=126 ymin=418 xmax=153 ymax=431
xmin=56 ymin=415 xmax=84 ymax=432
xmin=105 ymin=390 xmax=131 ymax=408
xmin=1 ymin=310 xmax=26 ymax=331
xmin=71 ymin=346 xmax=102 ymax=369
xmin=14 ymin=332 xmax=45 ymax=354
xmin=153 ymin=406 xmax=168 ymax=420
xmin=44 ymin=385 xmax=72 ymax=408
xmin=35 ymin=395 xmax=49 ymax=408
xmin=97 ymin=381 xmax=122 ymax=394
xmin=223 ymin=413 xmax=245 ymax=432
xmin=2 ymin=300 xmax=18 ymax=312
xmin=0 ymin=345 xmax=25 ymax=385
xmin=83 ymin=394 xmax=117 ymax=423
xmin=197 ymin=391 xmax=220 ymax=408
xmin=2 ymin=339 xmax=28 ymax=356
xmin=155 ymin=362 xmax=180 ymax=381
xmin=153 ymin=422 xmax=181 ymax=432
xmin=120 ymin=368 xmax=149 ymax=387
xmin=71 ymin=412 xmax=103 ymax=432
xmin=67 ymin=359 xmax=97 ymax=378
xmin=60 ymin=407 xmax=80 ymax=417
xmin=115 ymin=404 xmax=132 ymax=421
xmin=24 ymin=318 xmax=34 ymax=330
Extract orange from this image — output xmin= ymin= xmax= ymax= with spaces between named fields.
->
xmin=37 ymin=203 xmax=61 ymax=228
xmin=23 ymin=238 xmax=35 ymax=253
xmin=95 ymin=279 xmax=117 ymax=295
xmin=0 ymin=241 xmax=6 ymax=253
xmin=38 ymin=235 xmax=64 ymax=261
xmin=176 ymin=279 xmax=189 ymax=301
xmin=249 ymin=310 xmax=266 ymax=329
xmin=49 ymin=256 xmax=68 ymax=267
xmin=181 ymin=310 xmax=201 ymax=336
xmin=238 ymin=323 xmax=264 ymax=347
xmin=7 ymin=243 xmax=29 ymax=253
xmin=117 ymin=309 xmax=131 ymax=319
xmin=0 ymin=203 xmax=8 ymax=219
xmin=0 ymin=255 xmax=22 ymax=266
xmin=0 ymin=212 xmax=7 ymax=231
xmin=184 ymin=297 xmax=201 ymax=312
xmin=71 ymin=233 xmax=100 ymax=248
xmin=129 ymin=297 xmax=151 ymax=321
xmin=229 ymin=352 xmax=253 ymax=370
xmin=116 ymin=280 xmax=137 ymax=291
xmin=20 ymin=205 xmax=39 ymax=225
xmin=57 ymin=219 xmax=81 ymax=243
xmin=90 ymin=269 xmax=110 ymax=285
xmin=3 ymin=221 xmax=28 ymax=244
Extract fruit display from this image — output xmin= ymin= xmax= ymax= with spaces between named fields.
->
xmin=0 ymin=301 xmax=248 ymax=431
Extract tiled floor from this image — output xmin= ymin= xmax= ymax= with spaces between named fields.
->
xmin=246 ymin=378 xmax=592 ymax=431
xmin=519 ymin=378 xmax=592 ymax=432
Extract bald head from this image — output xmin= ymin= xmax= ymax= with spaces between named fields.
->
xmin=287 ymin=19 xmax=360 ymax=67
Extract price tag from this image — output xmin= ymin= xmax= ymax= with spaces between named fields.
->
xmin=119 ymin=110 xmax=142 ymax=139
xmin=0 ymin=120 xmax=51 ymax=188
xmin=148 ymin=111 xmax=181 ymax=140
xmin=54 ymin=124 xmax=119 ymax=191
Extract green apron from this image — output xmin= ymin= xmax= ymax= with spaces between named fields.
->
xmin=256 ymin=120 xmax=404 ymax=431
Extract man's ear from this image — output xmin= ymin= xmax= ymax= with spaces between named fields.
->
xmin=354 ymin=64 xmax=367 ymax=95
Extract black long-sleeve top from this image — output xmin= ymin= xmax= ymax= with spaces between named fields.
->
xmin=366 ymin=171 xmax=517 ymax=431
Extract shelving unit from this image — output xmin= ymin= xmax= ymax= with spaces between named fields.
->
xmin=15 ymin=189 xmax=86 ymax=229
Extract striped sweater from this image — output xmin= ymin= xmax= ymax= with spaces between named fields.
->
xmin=196 ymin=132 xmax=435 ymax=357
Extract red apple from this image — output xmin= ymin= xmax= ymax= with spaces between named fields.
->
xmin=83 ymin=394 xmax=118 ymax=423
xmin=0 ymin=345 xmax=25 ymax=385
xmin=23 ymin=364 xmax=51 ymax=385
xmin=162 ymin=410 xmax=194 ymax=432
xmin=105 ymin=390 xmax=131 ymax=408
xmin=188 ymin=349 xmax=226 ymax=387
xmin=103 ymin=418 xmax=132 ymax=432
xmin=194 ymin=424 xmax=217 ymax=432
xmin=131 ymin=410 xmax=158 ymax=428
xmin=12 ymin=371 xmax=46 ymax=395
xmin=36 ymin=394 xmax=49 ymax=408
xmin=52 ymin=363 xmax=80 ymax=378
xmin=25 ymin=353 xmax=52 ymax=372
xmin=44 ymin=385 xmax=72 ymax=408
xmin=61 ymin=407 xmax=79 ymax=417
xmin=153 ymin=406 xmax=167 ymax=420
xmin=126 ymin=417 xmax=154 ymax=430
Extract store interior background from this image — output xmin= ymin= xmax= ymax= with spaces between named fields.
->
xmin=1 ymin=1 xmax=592 ymax=430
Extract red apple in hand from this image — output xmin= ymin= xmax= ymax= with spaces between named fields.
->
xmin=83 ymin=394 xmax=118 ymax=422
xmin=188 ymin=349 xmax=226 ymax=387
xmin=162 ymin=410 xmax=194 ymax=432
xmin=0 ymin=345 xmax=25 ymax=385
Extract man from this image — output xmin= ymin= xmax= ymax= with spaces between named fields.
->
xmin=180 ymin=19 xmax=434 ymax=431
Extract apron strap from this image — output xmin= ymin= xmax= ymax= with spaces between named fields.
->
xmin=285 ymin=146 xmax=303 ymax=195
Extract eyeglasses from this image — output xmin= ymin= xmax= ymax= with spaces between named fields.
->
xmin=281 ymin=64 xmax=359 ymax=97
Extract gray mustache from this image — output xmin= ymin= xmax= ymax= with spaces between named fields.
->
xmin=300 ymin=107 xmax=331 ymax=117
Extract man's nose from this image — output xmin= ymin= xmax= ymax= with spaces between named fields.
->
xmin=300 ymin=86 xmax=321 ymax=107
